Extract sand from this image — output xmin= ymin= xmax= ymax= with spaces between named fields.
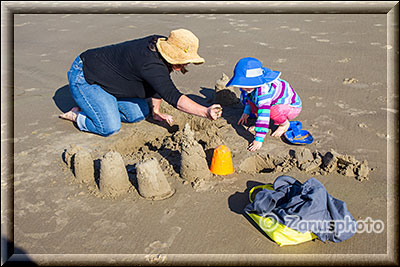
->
xmin=2 ymin=2 xmax=399 ymax=266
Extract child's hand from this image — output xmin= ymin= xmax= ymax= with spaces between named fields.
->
xmin=248 ymin=140 xmax=262 ymax=151
xmin=238 ymin=113 xmax=249 ymax=125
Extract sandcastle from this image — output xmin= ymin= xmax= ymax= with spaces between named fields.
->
xmin=99 ymin=151 xmax=132 ymax=198
xmin=238 ymin=147 xmax=371 ymax=181
xmin=135 ymin=158 xmax=175 ymax=200
xmin=63 ymin=73 xmax=373 ymax=200
xmin=73 ymin=149 xmax=95 ymax=186
xmin=64 ymin=144 xmax=95 ymax=186
xmin=180 ymin=123 xmax=212 ymax=183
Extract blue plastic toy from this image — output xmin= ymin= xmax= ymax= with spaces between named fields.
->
xmin=284 ymin=121 xmax=314 ymax=145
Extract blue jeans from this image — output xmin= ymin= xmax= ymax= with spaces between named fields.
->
xmin=67 ymin=56 xmax=149 ymax=136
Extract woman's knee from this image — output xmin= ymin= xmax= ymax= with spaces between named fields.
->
xmin=98 ymin=123 xmax=121 ymax=136
xmin=119 ymin=98 xmax=150 ymax=123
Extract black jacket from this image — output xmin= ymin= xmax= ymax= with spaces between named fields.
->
xmin=80 ymin=35 xmax=183 ymax=108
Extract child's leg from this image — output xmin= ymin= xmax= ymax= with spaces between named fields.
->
xmin=270 ymin=104 xmax=302 ymax=137
xmin=67 ymin=56 xmax=121 ymax=136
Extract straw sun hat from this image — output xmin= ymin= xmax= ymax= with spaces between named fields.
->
xmin=156 ymin=29 xmax=205 ymax=65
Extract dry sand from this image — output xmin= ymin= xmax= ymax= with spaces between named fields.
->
xmin=2 ymin=1 xmax=399 ymax=266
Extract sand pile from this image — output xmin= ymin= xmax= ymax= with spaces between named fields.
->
xmin=64 ymin=144 xmax=95 ymax=186
xmin=135 ymin=158 xmax=175 ymax=200
xmin=64 ymin=119 xmax=372 ymax=201
xmin=214 ymin=73 xmax=240 ymax=106
xmin=180 ymin=123 xmax=212 ymax=183
xmin=99 ymin=151 xmax=133 ymax=197
xmin=63 ymin=81 xmax=373 ymax=200
xmin=238 ymin=147 xmax=371 ymax=181
xmin=63 ymin=146 xmax=135 ymax=198
xmin=73 ymin=149 xmax=95 ymax=186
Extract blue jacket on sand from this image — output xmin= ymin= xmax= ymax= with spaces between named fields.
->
xmin=244 ymin=175 xmax=357 ymax=243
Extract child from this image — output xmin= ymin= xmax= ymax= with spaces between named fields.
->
xmin=226 ymin=57 xmax=302 ymax=151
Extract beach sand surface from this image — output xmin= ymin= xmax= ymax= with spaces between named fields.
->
xmin=2 ymin=2 xmax=399 ymax=265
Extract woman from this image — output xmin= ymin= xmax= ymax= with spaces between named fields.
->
xmin=60 ymin=29 xmax=222 ymax=136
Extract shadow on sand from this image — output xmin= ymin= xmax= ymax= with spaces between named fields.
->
xmin=1 ymin=236 xmax=38 ymax=266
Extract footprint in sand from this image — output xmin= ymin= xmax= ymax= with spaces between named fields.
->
xmin=337 ymin=58 xmax=351 ymax=63
xmin=334 ymin=101 xmax=350 ymax=109
xmin=347 ymin=108 xmax=377 ymax=116
xmin=144 ymin=226 xmax=181 ymax=255
xmin=310 ymin=78 xmax=322 ymax=83
xmin=274 ymin=58 xmax=287 ymax=63
xmin=160 ymin=208 xmax=177 ymax=224
xmin=309 ymin=96 xmax=323 ymax=101
xmin=358 ymin=123 xmax=368 ymax=128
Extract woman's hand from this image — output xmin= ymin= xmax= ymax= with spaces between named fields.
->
xmin=153 ymin=111 xmax=174 ymax=125
xmin=151 ymin=97 xmax=173 ymax=125
xmin=238 ymin=113 xmax=249 ymax=125
xmin=248 ymin=140 xmax=262 ymax=151
xmin=206 ymin=104 xmax=223 ymax=120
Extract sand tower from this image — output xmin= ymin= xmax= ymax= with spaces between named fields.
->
xmin=135 ymin=158 xmax=175 ymax=200
xmin=180 ymin=123 xmax=212 ymax=182
xmin=73 ymin=149 xmax=95 ymax=186
xmin=99 ymin=151 xmax=132 ymax=197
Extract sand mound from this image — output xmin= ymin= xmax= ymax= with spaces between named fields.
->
xmin=136 ymin=158 xmax=175 ymax=200
xmin=99 ymin=151 xmax=133 ymax=198
xmin=238 ymin=147 xmax=372 ymax=181
xmin=73 ymin=149 xmax=95 ymax=186
xmin=214 ymin=73 xmax=240 ymax=106
xmin=180 ymin=123 xmax=212 ymax=183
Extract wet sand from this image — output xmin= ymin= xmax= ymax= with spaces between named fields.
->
xmin=2 ymin=1 xmax=399 ymax=266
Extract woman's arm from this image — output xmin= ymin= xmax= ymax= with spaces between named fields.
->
xmin=151 ymin=98 xmax=174 ymax=125
xmin=177 ymin=95 xmax=222 ymax=120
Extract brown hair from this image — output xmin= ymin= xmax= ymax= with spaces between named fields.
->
xmin=148 ymin=36 xmax=188 ymax=74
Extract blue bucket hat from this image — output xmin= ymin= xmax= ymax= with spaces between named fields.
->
xmin=226 ymin=57 xmax=281 ymax=88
